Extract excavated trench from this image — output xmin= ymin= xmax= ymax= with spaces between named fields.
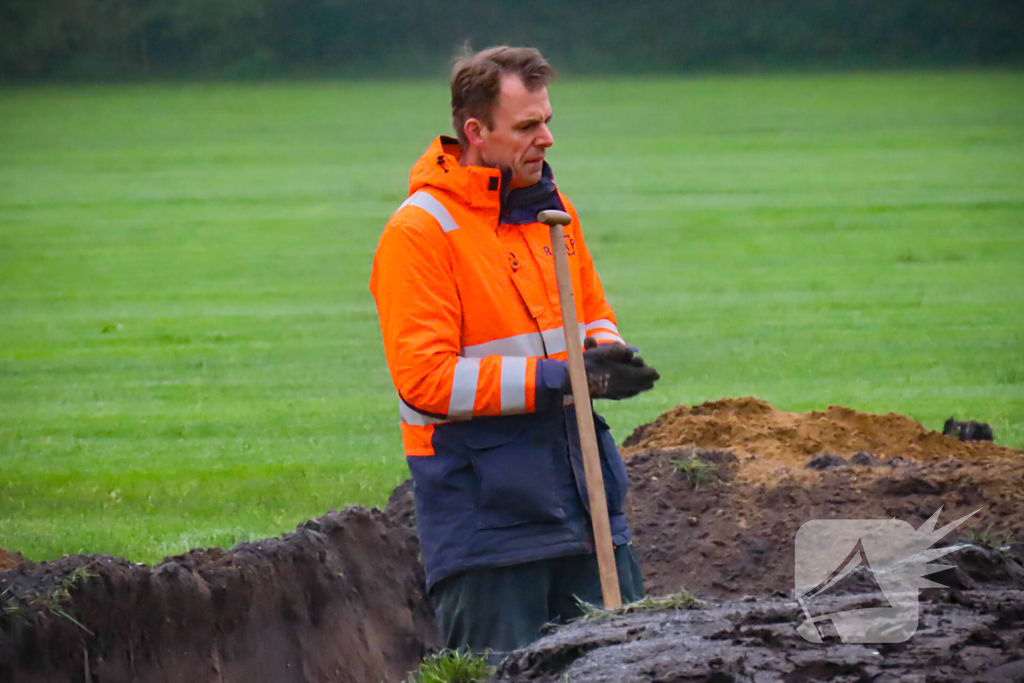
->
xmin=0 ymin=509 xmax=439 ymax=682
xmin=2 ymin=398 xmax=1022 ymax=681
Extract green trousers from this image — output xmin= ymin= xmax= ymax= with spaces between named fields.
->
xmin=431 ymin=543 xmax=644 ymax=661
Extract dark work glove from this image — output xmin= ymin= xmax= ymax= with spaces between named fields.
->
xmin=569 ymin=337 xmax=660 ymax=400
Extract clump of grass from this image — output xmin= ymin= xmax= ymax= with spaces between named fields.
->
xmin=1 ymin=584 xmax=27 ymax=622
xmin=407 ymin=649 xmax=493 ymax=683
xmin=964 ymin=522 xmax=996 ymax=545
xmin=7 ymin=563 xmax=99 ymax=635
xmin=670 ymin=456 xmax=716 ymax=489
xmin=574 ymin=590 xmax=707 ymax=622
xmin=963 ymin=522 xmax=1015 ymax=551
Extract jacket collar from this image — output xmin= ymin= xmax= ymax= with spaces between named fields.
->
xmin=499 ymin=161 xmax=563 ymax=226
xmin=407 ymin=136 xmax=564 ymax=225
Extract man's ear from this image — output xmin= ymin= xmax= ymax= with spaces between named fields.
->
xmin=464 ymin=118 xmax=486 ymax=148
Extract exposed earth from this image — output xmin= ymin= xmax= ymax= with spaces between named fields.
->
xmin=3 ymin=398 xmax=1022 ymax=681
xmin=0 ymin=509 xmax=439 ymax=682
xmin=622 ymin=397 xmax=1020 ymax=485
xmin=495 ymin=590 xmax=1024 ymax=682
xmin=621 ymin=398 xmax=1024 ymax=600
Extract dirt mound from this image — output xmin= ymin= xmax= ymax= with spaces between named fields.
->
xmin=0 ymin=507 xmax=439 ymax=683
xmin=496 ymin=589 xmax=1024 ymax=682
xmin=628 ymin=447 xmax=1024 ymax=600
xmin=624 ymin=399 xmax=1024 ymax=600
xmin=623 ymin=397 xmax=1020 ymax=487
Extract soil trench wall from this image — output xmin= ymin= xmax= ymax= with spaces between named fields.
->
xmin=0 ymin=508 xmax=440 ymax=683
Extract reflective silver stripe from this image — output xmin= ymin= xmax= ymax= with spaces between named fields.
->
xmin=463 ymin=323 xmax=585 ymax=359
xmin=541 ymin=327 xmax=566 ymax=355
xmin=585 ymin=319 xmax=619 ymax=335
xmin=398 ymin=191 xmax=459 ymax=233
xmin=586 ymin=331 xmax=625 ymax=344
xmin=463 ymin=331 xmax=545 ymax=358
xmin=399 ymin=399 xmax=447 ymax=426
xmin=500 ymin=357 xmax=528 ymax=414
xmin=448 ymin=357 xmax=480 ymax=418
xmin=542 ymin=323 xmax=587 ymax=355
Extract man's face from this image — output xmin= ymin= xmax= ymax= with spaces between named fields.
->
xmin=472 ymin=75 xmax=554 ymax=188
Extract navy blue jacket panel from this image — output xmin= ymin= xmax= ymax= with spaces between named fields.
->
xmin=409 ymin=403 xmax=631 ymax=589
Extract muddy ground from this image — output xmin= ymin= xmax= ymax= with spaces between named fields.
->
xmin=0 ymin=508 xmax=439 ymax=683
xmin=3 ymin=398 xmax=1022 ymax=682
xmin=495 ymin=589 xmax=1024 ymax=682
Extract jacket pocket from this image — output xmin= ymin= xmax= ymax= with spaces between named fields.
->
xmin=594 ymin=412 xmax=629 ymax=516
xmin=463 ymin=419 xmax=566 ymax=530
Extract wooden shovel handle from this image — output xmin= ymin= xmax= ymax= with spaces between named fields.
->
xmin=539 ymin=210 xmax=622 ymax=610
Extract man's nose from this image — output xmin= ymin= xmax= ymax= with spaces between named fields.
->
xmin=536 ymin=123 xmax=554 ymax=148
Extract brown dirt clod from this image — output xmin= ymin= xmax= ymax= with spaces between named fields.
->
xmin=0 ymin=546 xmax=28 ymax=573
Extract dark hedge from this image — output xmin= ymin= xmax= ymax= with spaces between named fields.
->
xmin=2 ymin=0 xmax=1022 ymax=80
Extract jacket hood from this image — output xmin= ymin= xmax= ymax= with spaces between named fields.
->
xmin=408 ymin=136 xmax=562 ymax=223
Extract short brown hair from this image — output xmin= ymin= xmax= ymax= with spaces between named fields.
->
xmin=450 ymin=46 xmax=557 ymax=148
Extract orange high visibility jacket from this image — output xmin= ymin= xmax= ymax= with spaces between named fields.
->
xmin=371 ymin=137 xmax=625 ymax=455
xmin=370 ymin=136 xmax=632 ymax=587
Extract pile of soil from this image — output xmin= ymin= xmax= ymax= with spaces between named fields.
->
xmin=0 ymin=508 xmax=439 ymax=683
xmin=496 ymin=589 xmax=1024 ymax=682
xmin=623 ymin=399 xmax=1024 ymax=600
xmin=629 ymin=447 xmax=1024 ymax=600
xmin=623 ymin=397 xmax=1020 ymax=486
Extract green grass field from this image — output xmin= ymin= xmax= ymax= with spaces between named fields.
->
xmin=2 ymin=72 xmax=1022 ymax=563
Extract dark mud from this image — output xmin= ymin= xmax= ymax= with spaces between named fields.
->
xmin=0 ymin=507 xmax=439 ymax=683
xmin=495 ymin=590 xmax=1024 ymax=682
xmin=385 ymin=477 xmax=416 ymax=529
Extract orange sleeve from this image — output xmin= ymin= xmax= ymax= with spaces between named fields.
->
xmin=370 ymin=205 xmax=543 ymax=420
xmin=561 ymin=196 xmax=626 ymax=346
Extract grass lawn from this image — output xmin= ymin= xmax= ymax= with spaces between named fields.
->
xmin=1 ymin=71 xmax=1022 ymax=563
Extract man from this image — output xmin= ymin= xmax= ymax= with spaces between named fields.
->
xmin=370 ymin=46 xmax=659 ymax=658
